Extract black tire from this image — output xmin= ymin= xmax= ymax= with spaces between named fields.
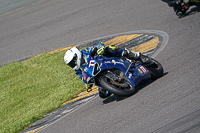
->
xmin=99 ymin=89 xmax=111 ymax=99
xmin=145 ymin=59 xmax=163 ymax=80
xmin=99 ymin=72 xmax=135 ymax=97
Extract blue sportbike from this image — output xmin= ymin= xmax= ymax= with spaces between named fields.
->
xmin=80 ymin=51 xmax=163 ymax=97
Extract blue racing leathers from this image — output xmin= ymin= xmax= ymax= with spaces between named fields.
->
xmin=74 ymin=43 xmax=123 ymax=89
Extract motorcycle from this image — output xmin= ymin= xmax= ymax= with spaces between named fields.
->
xmin=162 ymin=0 xmax=200 ymax=17
xmin=80 ymin=50 xmax=163 ymax=97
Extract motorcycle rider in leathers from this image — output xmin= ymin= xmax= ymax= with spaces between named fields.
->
xmin=64 ymin=42 xmax=141 ymax=99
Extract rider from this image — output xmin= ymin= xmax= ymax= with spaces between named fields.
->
xmin=64 ymin=42 xmax=141 ymax=99
xmin=162 ymin=0 xmax=189 ymax=17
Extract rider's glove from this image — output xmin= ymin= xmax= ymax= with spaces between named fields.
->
xmin=91 ymin=47 xmax=98 ymax=57
xmin=97 ymin=46 xmax=105 ymax=56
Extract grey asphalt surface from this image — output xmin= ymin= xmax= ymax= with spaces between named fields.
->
xmin=0 ymin=0 xmax=200 ymax=133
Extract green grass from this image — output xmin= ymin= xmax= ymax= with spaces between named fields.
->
xmin=0 ymin=50 xmax=85 ymax=133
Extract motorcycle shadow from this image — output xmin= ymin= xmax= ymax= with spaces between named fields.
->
xmin=102 ymin=72 xmax=168 ymax=104
xmin=179 ymin=6 xmax=200 ymax=18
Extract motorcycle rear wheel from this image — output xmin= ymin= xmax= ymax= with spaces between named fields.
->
xmin=99 ymin=70 xmax=135 ymax=97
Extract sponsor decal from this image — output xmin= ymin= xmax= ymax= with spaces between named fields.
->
xmin=87 ymin=77 xmax=90 ymax=82
xmin=120 ymin=59 xmax=124 ymax=62
xmin=84 ymin=67 xmax=87 ymax=72
xmin=104 ymin=60 xmax=124 ymax=65
xmin=138 ymin=68 xmax=143 ymax=74
xmin=89 ymin=60 xmax=95 ymax=67
xmin=112 ymin=60 xmax=116 ymax=64
xmin=100 ymin=63 xmax=102 ymax=67
xmin=86 ymin=55 xmax=89 ymax=58
xmin=128 ymin=73 xmax=132 ymax=79
xmin=139 ymin=66 xmax=147 ymax=73
xmin=105 ymin=61 xmax=112 ymax=64
xmin=113 ymin=61 xmax=124 ymax=65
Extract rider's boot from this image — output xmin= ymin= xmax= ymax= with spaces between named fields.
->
xmin=122 ymin=48 xmax=141 ymax=60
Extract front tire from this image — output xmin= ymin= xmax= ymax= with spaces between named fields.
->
xmin=99 ymin=71 xmax=135 ymax=97
xmin=145 ymin=59 xmax=163 ymax=80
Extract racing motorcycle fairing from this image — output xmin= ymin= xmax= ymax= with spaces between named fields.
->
xmin=80 ymin=51 xmax=151 ymax=88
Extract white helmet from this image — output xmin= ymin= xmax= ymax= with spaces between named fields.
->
xmin=64 ymin=47 xmax=82 ymax=70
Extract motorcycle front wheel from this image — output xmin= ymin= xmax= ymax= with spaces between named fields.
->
xmin=145 ymin=58 xmax=163 ymax=80
xmin=99 ymin=70 xmax=135 ymax=97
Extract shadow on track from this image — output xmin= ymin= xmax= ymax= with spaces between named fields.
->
xmin=102 ymin=72 xmax=168 ymax=104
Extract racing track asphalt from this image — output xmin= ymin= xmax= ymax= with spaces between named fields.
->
xmin=0 ymin=0 xmax=200 ymax=133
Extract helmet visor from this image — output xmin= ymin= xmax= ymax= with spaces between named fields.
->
xmin=68 ymin=54 xmax=77 ymax=69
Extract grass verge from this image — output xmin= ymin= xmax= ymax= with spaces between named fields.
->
xmin=0 ymin=50 xmax=85 ymax=133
